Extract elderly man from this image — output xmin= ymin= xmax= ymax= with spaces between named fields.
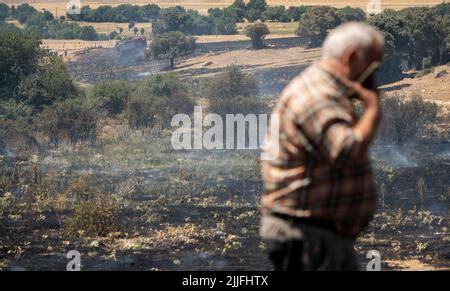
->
xmin=260 ymin=22 xmax=384 ymax=271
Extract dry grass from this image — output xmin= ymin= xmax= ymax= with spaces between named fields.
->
xmin=385 ymin=259 xmax=448 ymax=271
xmin=76 ymin=21 xmax=153 ymax=38
xmin=381 ymin=65 xmax=450 ymax=105
xmin=237 ymin=22 xmax=298 ymax=35
xmin=176 ymin=46 xmax=322 ymax=73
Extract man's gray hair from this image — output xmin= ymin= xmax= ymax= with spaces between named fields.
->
xmin=322 ymin=22 xmax=384 ymax=59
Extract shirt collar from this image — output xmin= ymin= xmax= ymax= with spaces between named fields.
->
xmin=314 ymin=62 xmax=352 ymax=99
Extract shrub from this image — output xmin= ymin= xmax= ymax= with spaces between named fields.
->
xmin=37 ymin=98 xmax=98 ymax=146
xmin=209 ymin=95 xmax=268 ymax=117
xmin=204 ymin=66 xmax=259 ymax=100
xmin=63 ymin=175 xmax=127 ymax=238
xmin=205 ymin=66 xmax=267 ymax=116
xmin=125 ymin=94 xmax=163 ymax=129
xmin=126 ymin=73 xmax=194 ymax=129
xmin=0 ymin=100 xmax=32 ymax=120
xmin=90 ymin=80 xmax=131 ymax=115
xmin=64 ymin=195 xmax=125 ymax=237
xmin=378 ymin=95 xmax=439 ymax=144
xmin=19 ymin=55 xmax=79 ymax=111
xmin=0 ymin=27 xmax=42 ymax=100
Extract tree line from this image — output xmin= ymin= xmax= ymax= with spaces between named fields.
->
xmin=0 ymin=3 xmax=106 ymax=40
xmin=294 ymin=4 xmax=449 ymax=83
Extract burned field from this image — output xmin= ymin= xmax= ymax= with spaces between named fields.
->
xmin=67 ymin=36 xmax=316 ymax=97
xmin=1 ymin=36 xmax=449 ymax=271
xmin=1 ymin=124 xmax=448 ymax=270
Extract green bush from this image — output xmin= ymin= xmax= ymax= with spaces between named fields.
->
xmin=126 ymin=73 xmax=194 ymax=129
xmin=90 ymin=80 xmax=131 ymax=115
xmin=0 ymin=28 xmax=79 ymax=111
xmin=0 ymin=27 xmax=42 ymax=100
xmin=204 ymin=66 xmax=259 ymax=100
xmin=37 ymin=98 xmax=98 ymax=146
xmin=378 ymin=95 xmax=439 ymax=144
xmin=125 ymin=94 xmax=163 ymax=129
xmin=0 ymin=100 xmax=31 ymax=120
xmin=205 ymin=66 xmax=267 ymax=116
xmin=19 ymin=55 xmax=79 ymax=111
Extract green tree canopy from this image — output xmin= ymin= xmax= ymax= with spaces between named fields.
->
xmin=296 ymin=6 xmax=342 ymax=47
xmin=245 ymin=23 xmax=270 ymax=49
xmin=145 ymin=31 xmax=196 ymax=68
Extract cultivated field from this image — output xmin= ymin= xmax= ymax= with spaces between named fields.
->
xmin=73 ymin=21 xmax=298 ymax=38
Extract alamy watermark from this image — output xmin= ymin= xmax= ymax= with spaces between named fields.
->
xmin=66 ymin=250 xmax=81 ymax=271
xmin=67 ymin=0 xmax=81 ymax=16
xmin=366 ymin=250 xmax=381 ymax=271
xmin=367 ymin=0 xmax=382 ymax=15
xmin=170 ymin=106 xmax=279 ymax=160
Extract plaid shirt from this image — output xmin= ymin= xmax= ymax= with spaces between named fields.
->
xmin=261 ymin=63 xmax=376 ymax=239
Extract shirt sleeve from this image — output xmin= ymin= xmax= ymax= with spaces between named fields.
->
xmin=296 ymin=99 xmax=362 ymax=167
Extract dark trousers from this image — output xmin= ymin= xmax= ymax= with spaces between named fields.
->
xmin=260 ymin=215 xmax=358 ymax=271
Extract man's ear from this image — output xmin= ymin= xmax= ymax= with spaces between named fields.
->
xmin=347 ymin=48 xmax=359 ymax=67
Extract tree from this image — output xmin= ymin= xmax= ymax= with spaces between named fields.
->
xmin=145 ymin=31 xmax=196 ymax=69
xmin=214 ymin=17 xmax=238 ymax=35
xmin=231 ymin=0 xmax=246 ymax=11
xmin=140 ymin=28 xmax=145 ymax=36
xmin=133 ymin=26 xmax=139 ymax=35
xmin=42 ymin=10 xmax=54 ymax=21
xmin=15 ymin=3 xmax=37 ymax=24
xmin=0 ymin=3 xmax=9 ymax=22
xmin=0 ymin=27 xmax=42 ymax=100
xmin=128 ymin=20 xmax=135 ymax=30
xmin=296 ymin=6 xmax=342 ymax=47
xmin=246 ymin=23 xmax=270 ymax=49
xmin=282 ymin=6 xmax=308 ymax=22
xmin=337 ymin=6 xmax=366 ymax=22
xmin=246 ymin=0 xmax=267 ymax=21
xmin=261 ymin=6 xmax=285 ymax=22
xmin=368 ymin=6 xmax=449 ymax=79
xmin=142 ymin=4 xmax=160 ymax=21
xmin=79 ymin=25 xmax=98 ymax=40
xmin=19 ymin=55 xmax=79 ymax=111
xmin=152 ymin=6 xmax=191 ymax=35
xmin=227 ymin=0 xmax=247 ymax=22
